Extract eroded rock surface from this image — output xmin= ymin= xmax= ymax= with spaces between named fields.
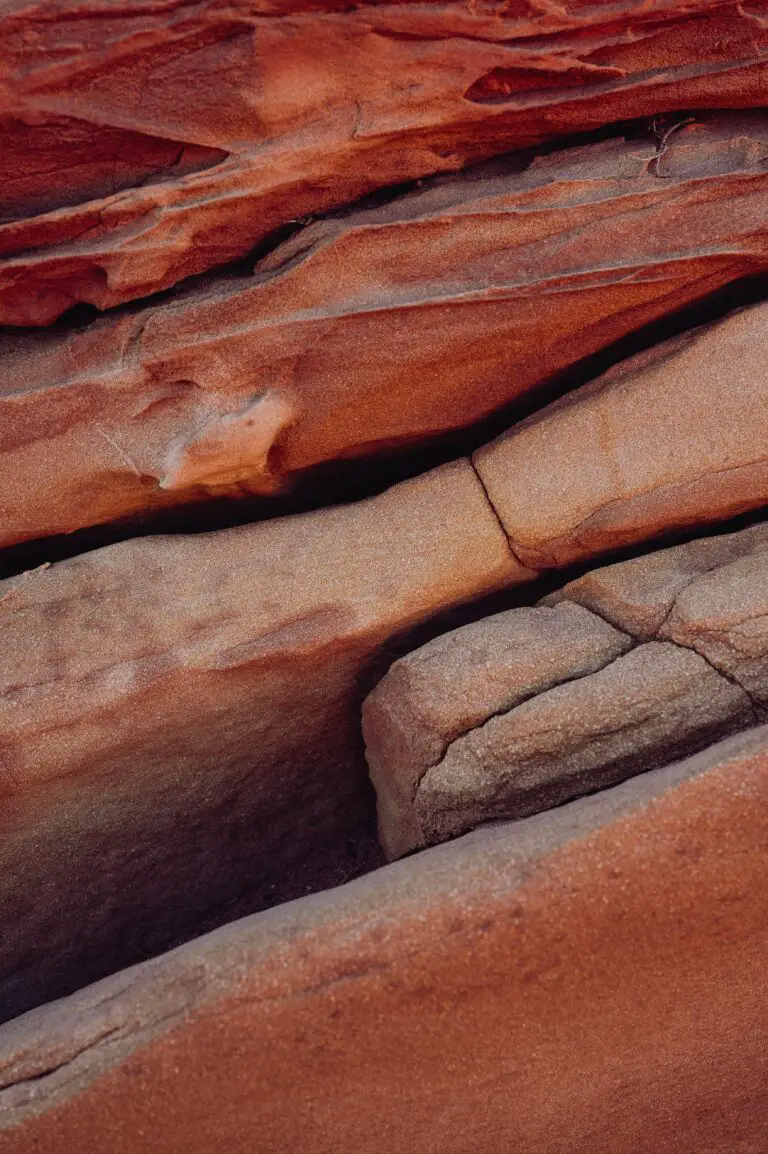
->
xmin=365 ymin=521 xmax=767 ymax=857
xmin=0 ymin=0 xmax=767 ymax=1142
xmin=0 ymin=725 xmax=766 ymax=1153
xmin=3 ymin=115 xmax=768 ymax=549
xmin=2 ymin=0 xmax=767 ymax=324
xmin=475 ymin=299 xmax=768 ymax=567
xmin=0 ymin=461 xmax=530 ymax=1024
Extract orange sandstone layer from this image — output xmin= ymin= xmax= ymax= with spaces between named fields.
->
xmin=3 ymin=116 xmax=768 ymax=549
xmin=2 ymin=0 xmax=766 ymax=325
xmin=0 ymin=725 xmax=766 ymax=1153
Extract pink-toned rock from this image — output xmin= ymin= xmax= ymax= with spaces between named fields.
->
xmin=475 ymin=300 xmax=768 ymax=567
xmin=0 ymin=725 xmax=766 ymax=1153
xmin=3 ymin=116 xmax=768 ymax=549
xmin=365 ymin=521 xmax=767 ymax=857
xmin=2 ymin=0 xmax=766 ymax=325
xmin=0 ymin=461 xmax=530 ymax=1024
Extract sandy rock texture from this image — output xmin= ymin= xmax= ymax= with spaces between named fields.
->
xmin=0 ymin=461 xmax=531 ymax=1025
xmin=365 ymin=521 xmax=768 ymax=857
xmin=4 ymin=116 xmax=768 ymax=550
xmin=549 ymin=518 xmax=768 ymax=706
xmin=475 ymin=298 xmax=768 ymax=567
xmin=2 ymin=0 xmax=767 ymax=325
xmin=0 ymin=724 xmax=766 ymax=1153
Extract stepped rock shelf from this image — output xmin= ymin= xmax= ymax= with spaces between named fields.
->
xmin=1 ymin=0 xmax=767 ymax=1149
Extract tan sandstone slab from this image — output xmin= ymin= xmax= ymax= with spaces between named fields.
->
xmin=4 ymin=115 xmax=768 ymax=549
xmin=363 ymin=600 xmax=634 ymax=858
xmin=2 ymin=0 xmax=766 ymax=325
xmin=0 ymin=460 xmax=530 ymax=1024
xmin=544 ymin=519 xmax=768 ymax=639
xmin=475 ymin=300 xmax=768 ymax=567
xmin=0 ymin=724 xmax=766 ymax=1153
xmin=365 ymin=521 xmax=766 ymax=857
xmin=549 ymin=519 xmax=768 ymax=708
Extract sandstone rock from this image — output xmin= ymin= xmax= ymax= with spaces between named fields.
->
xmin=549 ymin=519 xmax=768 ymax=710
xmin=366 ymin=521 xmax=767 ymax=857
xmin=415 ymin=642 xmax=752 ymax=850
xmin=544 ymin=520 xmax=768 ymax=639
xmin=475 ymin=301 xmax=768 ymax=567
xmin=2 ymin=0 xmax=767 ymax=325
xmin=0 ymin=725 xmax=766 ymax=1153
xmin=0 ymin=461 xmax=531 ymax=1024
xmin=4 ymin=117 xmax=768 ymax=550
xmin=363 ymin=600 xmax=633 ymax=858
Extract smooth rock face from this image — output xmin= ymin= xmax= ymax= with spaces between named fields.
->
xmin=3 ymin=115 xmax=768 ymax=549
xmin=0 ymin=726 xmax=766 ymax=1154
xmin=475 ymin=301 xmax=768 ymax=567
xmin=0 ymin=461 xmax=530 ymax=1024
xmin=2 ymin=0 xmax=767 ymax=325
xmin=366 ymin=521 xmax=766 ymax=857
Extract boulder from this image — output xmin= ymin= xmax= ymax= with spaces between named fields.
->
xmin=0 ymin=725 xmax=766 ymax=1154
xmin=2 ymin=0 xmax=767 ymax=324
xmin=4 ymin=116 xmax=768 ymax=549
xmin=363 ymin=600 xmax=634 ymax=858
xmin=0 ymin=461 xmax=529 ymax=1024
xmin=365 ymin=521 xmax=766 ymax=856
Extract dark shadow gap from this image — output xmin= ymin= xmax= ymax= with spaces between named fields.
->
xmin=357 ymin=502 xmax=768 ymax=704
xmin=2 ymin=270 xmax=767 ymax=581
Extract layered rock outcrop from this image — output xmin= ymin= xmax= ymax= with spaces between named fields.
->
xmin=3 ymin=0 xmax=767 ymax=325
xmin=0 ymin=462 xmax=530 ymax=1024
xmin=0 ymin=725 xmax=766 ymax=1153
xmin=4 ymin=157 xmax=768 ymax=550
xmin=364 ymin=521 xmax=768 ymax=856
xmin=2 ymin=0 xmax=768 ymax=1143
xmin=3 ymin=313 xmax=767 ymax=1016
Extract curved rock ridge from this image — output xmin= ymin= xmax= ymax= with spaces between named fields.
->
xmin=3 ymin=114 xmax=768 ymax=550
xmin=0 ymin=461 xmax=531 ymax=1025
xmin=2 ymin=0 xmax=766 ymax=324
xmin=475 ymin=297 xmax=768 ymax=566
xmin=0 ymin=725 xmax=766 ymax=1152
xmin=363 ymin=519 xmax=768 ymax=857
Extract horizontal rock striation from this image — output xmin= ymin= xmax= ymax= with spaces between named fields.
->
xmin=0 ymin=725 xmax=766 ymax=1153
xmin=3 ymin=116 xmax=768 ymax=550
xmin=2 ymin=0 xmax=767 ymax=325
xmin=364 ymin=520 xmax=768 ymax=857
xmin=0 ymin=462 xmax=530 ymax=1024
